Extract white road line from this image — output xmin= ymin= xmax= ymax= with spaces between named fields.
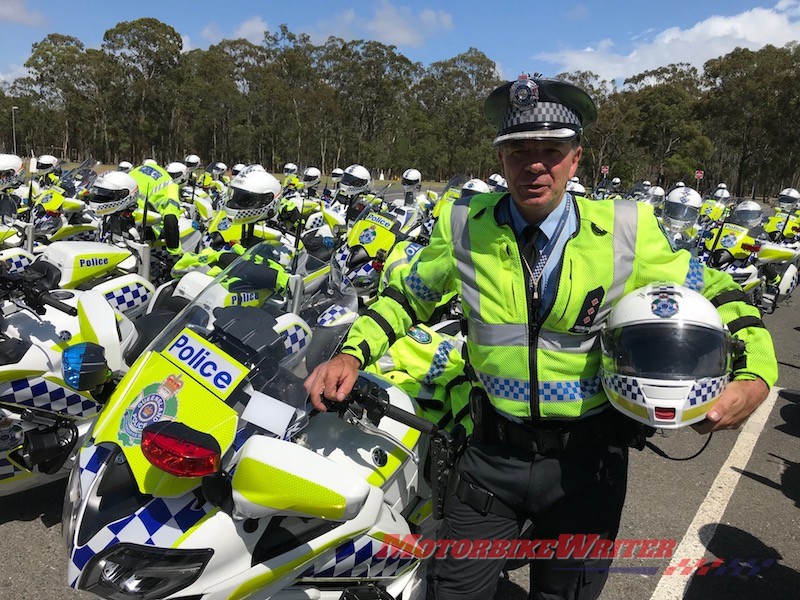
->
xmin=649 ymin=386 xmax=781 ymax=600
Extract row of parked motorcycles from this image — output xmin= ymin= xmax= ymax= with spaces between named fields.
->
xmin=0 ymin=156 xmax=477 ymax=600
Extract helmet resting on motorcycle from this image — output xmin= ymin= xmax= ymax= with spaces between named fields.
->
xmin=118 ymin=160 xmax=133 ymax=173
xmin=211 ymin=162 xmax=227 ymax=177
xmin=302 ymin=166 xmax=321 ymax=189
xmin=487 ymin=173 xmax=504 ymax=191
xmin=713 ymin=187 xmax=732 ymax=202
xmin=36 ymin=154 xmax=59 ymax=175
xmin=283 ymin=162 xmax=298 ymax=176
xmin=728 ymin=200 xmax=763 ymax=229
xmin=231 ymin=163 xmax=245 ymax=177
xmin=642 ymin=185 xmax=665 ymax=209
xmin=184 ymin=154 xmax=201 ymax=171
xmin=777 ymin=187 xmax=800 ymax=212
xmin=86 ymin=171 xmax=140 ymax=216
xmin=401 ymin=168 xmax=422 ymax=192
xmin=224 ymin=170 xmax=281 ymax=224
xmin=330 ymin=167 xmax=344 ymax=183
xmin=461 ymin=178 xmax=491 ymax=199
xmin=566 ymin=180 xmax=586 ymax=195
xmin=0 ymin=154 xmax=24 ymax=191
xmin=601 ymin=283 xmax=736 ymax=429
xmin=339 ymin=164 xmax=371 ymax=198
xmin=662 ymin=187 xmax=702 ymax=233
xmin=166 ymin=161 xmax=189 ymax=184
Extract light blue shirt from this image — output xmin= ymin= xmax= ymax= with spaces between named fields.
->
xmin=506 ymin=192 xmax=578 ymax=318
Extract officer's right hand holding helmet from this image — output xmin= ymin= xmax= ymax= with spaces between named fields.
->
xmin=601 ymin=282 xmax=742 ymax=429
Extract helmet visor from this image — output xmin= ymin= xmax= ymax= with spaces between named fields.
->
xmin=663 ymin=203 xmax=698 ymax=224
xmin=341 ymin=172 xmax=368 ymax=189
xmin=601 ymin=323 xmax=728 ymax=379
xmin=302 ymin=174 xmax=318 ymax=183
xmin=228 ymin=188 xmax=274 ymax=209
xmin=729 ymin=209 xmax=762 ymax=228
xmin=401 ymin=176 xmax=419 ymax=187
xmin=86 ymin=186 xmax=130 ymax=205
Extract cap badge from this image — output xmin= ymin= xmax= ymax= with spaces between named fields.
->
xmin=510 ymin=73 xmax=539 ymax=108
xmin=651 ymin=293 xmax=678 ymax=318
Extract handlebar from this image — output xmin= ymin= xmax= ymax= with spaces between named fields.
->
xmin=39 ymin=292 xmax=78 ymax=316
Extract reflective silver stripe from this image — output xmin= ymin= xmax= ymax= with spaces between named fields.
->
xmin=597 ymin=200 xmax=638 ymax=322
xmin=539 ymin=329 xmax=599 ymax=353
xmin=450 ymin=199 xmax=481 ymax=319
xmin=375 ymin=354 xmax=396 ymax=373
xmin=469 ymin=319 xmax=528 ymax=346
xmin=383 ymin=256 xmax=409 ymax=283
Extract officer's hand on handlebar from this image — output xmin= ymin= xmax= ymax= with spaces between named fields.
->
xmin=304 ymin=353 xmax=361 ymax=411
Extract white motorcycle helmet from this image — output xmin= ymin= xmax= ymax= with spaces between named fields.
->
xmin=166 ymin=161 xmax=189 ymax=184
xmin=717 ymin=182 xmax=727 ymax=190
xmin=86 ymin=171 xmax=140 ymax=216
xmin=339 ymin=164 xmax=371 ymax=198
xmin=248 ymin=164 xmax=266 ymax=173
xmin=641 ymin=180 xmax=651 ymax=190
xmin=566 ymin=181 xmax=586 ymax=195
xmin=641 ymin=185 xmax=665 ymax=209
xmin=728 ymin=200 xmax=763 ymax=229
xmin=601 ymin=282 xmax=736 ymax=429
xmin=143 ymin=158 xmax=158 ymax=167
xmin=231 ymin=163 xmax=245 ymax=177
xmin=0 ymin=154 xmax=24 ymax=191
xmin=674 ymin=181 xmax=686 ymax=188
xmin=118 ymin=160 xmax=133 ymax=173
xmin=611 ymin=176 xmax=621 ymax=189
xmin=570 ymin=176 xmax=580 ymax=183
xmin=211 ymin=162 xmax=227 ymax=177
xmin=777 ymin=187 xmax=800 ymax=212
xmin=224 ymin=170 xmax=281 ymax=224
xmin=184 ymin=154 xmax=201 ymax=171
xmin=302 ymin=166 xmax=321 ymax=188
xmin=283 ymin=162 xmax=298 ymax=176
xmin=36 ymin=154 xmax=59 ymax=175
xmin=487 ymin=173 xmax=504 ymax=191
xmin=713 ymin=187 xmax=732 ymax=202
xmin=662 ymin=187 xmax=702 ymax=233
xmin=331 ymin=167 xmax=344 ymax=184
xmin=401 ymin=168 xmax=422 ymax=192
xmin=461 ymin=178 xmax=491 ymax=199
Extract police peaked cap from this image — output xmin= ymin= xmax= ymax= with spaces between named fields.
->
xmin=484 ymin=76 xmax=597 ymax=146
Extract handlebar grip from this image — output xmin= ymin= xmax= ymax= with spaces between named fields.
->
xmin=40 ymin=292 xmax=78 ymax=316
xmin=383 ymin=403 xmax=436 ymax=435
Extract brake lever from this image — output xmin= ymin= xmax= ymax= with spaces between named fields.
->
xmin=344 ymin=407 xmax=420 ymax=464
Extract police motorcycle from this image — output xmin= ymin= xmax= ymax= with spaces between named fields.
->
xmin=62 ymin=242 xmax=460 ymax=600
xmin=698 ymin=200 xmax=798 ymax=312
xmin=699 ymin=185 xmax=733 ymax=226
xmin=759 ymin=189 xmax=800 ymax=305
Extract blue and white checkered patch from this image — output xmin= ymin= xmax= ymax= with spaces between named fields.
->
xmin=601 ymin=374 xmax=645 ymax=404
xmin=684 ymin=257 xmax=704 ymax=291
xmin=0 ymin=378 xmax=100 ymax=418
xmin=404 ymin=263 xmax=442 ymax=302
xmin=68 ymin=229 xmax=98 ymax=242
xmin=298 ymin=536 xmax=417 ymax=579
xmin=281 ymin=323 xmax=309 ymax=356
xmin=539 ymin=377 xmax=602 ymax=402
xmin=687 ymin=377 xmax=727 ymax=406
xmin=104 ymin=283 xmax=150 ymax=313
xmin=317 ymin=304 xmax=352 ymax=326
xmin=2 ymin=254 xmax=32 ymax=274
xmin=476 ymin=371 xmax=530 ymax=402
xmin=68 ymin=493 xmax=214 ymax=588
xmin=423 ymin=339 xmax=455 ymax=385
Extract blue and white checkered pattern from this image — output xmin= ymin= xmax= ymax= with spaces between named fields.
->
xmin=501 ymin=102 xmax=581 ymax=130
xmin=684 ymin=257 xmax=704 ymax=291
xmin=3 ymin=254 xmax=32 ymax=274
xmin=69 ymin=230 xmax=98 ymax=241
xmin=76 ymin=444 xmax=113 ymax=496
xmin=404 ymin=263 xmax=442 ymax=302
xmin=423 ymin=340 xmax=455 ymax=385
xmin=298 ymin=536 xmax=417 ymax=579
xmin=539 ymin=377 xmax=602 ymax=402
xmin=476 ymin=371 xmax=530 ymax=402
xmin=281 ymin=324 xmax=309 ymax=356
xmin=317 ymin=304 xmax=352 ymax=326
xmin=0 ymin=378 xmax=100 ymax=418
xmin=104 ymin=283 xmax=150 ymax=313
xmin=601 ymin=374 xmax=645 ymax=404
xmin=69 ymin=493 xmax=214 ymax=588
xmin=0 ymin=455 xmax=24 ymax=482
xmin=687 ymin=377 xmax=727 ymax=406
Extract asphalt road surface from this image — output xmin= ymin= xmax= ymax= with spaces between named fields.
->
xmin=0 ymin=210 xmax=797 ymax=599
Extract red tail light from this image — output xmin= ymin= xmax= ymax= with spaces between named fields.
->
xmin=740 ymin=243 xmax=761 ymax=253
xmin=654 ymin=407 xmax=676 ymax=421
xmin=141 ymin=421 xmax=221 ymax=477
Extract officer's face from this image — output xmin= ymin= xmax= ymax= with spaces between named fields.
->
xmin=498 ymin=138 xmax=581 ymax=221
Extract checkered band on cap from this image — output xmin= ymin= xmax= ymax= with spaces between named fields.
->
xmin=501 ymin=101 xmax=581 ymax=132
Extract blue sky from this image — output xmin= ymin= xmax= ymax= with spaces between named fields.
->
xmin=2 ymin=0 xmax=800 ymax=85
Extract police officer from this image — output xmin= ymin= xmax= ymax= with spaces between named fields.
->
xmin=305 ymin=74 xmax=777 ymax=600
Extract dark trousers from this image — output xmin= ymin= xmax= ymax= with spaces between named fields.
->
xmin=427 ymin=440 xmax=629 ymax=600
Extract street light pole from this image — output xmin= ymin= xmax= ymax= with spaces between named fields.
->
xmin=11 ymin=106 xmax=18 ymax=155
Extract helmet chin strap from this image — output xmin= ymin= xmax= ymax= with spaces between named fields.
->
xmin=645 ymin=431 xmax=713 ymax=461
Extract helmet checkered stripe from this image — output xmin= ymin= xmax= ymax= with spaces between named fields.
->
xmin=501 ymin=101 xmax=581 ymax=130
xmin=69 ymin=494 xmax=213 ymax=588
xmin=423 ymin=339 xmax=455 ymax=385
xmin=298 ymin=536 xmax=417 ymax=579
xmin=3 ymin=254 xmax=32 ymax=274
xmin=684 ymin=257 xmax=704 ymax=291
xmin=281 ymin=324 xmax=309 ymax=356
xmin=476 ymin=371 xmax=530 ymax=402
xmin=404 ymin=263 xmax=442 ymax=302
xmin=104 ymin=283 xmax=150 ymax=312
xmin=687 ymin=377 xmax=727 ymax=406
xmin=0 ymin=378 xmax=100 ymax=418
xmin=601 ymin=373 xmax=646 ymax=404
xmin=539 ymin=377 xmax=602 ymax=402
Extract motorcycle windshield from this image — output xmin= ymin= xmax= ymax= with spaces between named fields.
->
xmin=91 ymin=242 xmax=358 ymax=496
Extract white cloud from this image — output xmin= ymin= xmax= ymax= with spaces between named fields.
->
xmin=0 ymin=64 xmax=30 ymax=85
xmin=201 ymin=23 xmax=222 ymax=44
xmin=537 ymin=1 xmax=800 ymax=81
xmin=0 ymin=0 xmax=44 ymax=26
xmin=309 ymin=2 xmax=453 ymax=49
xmin=234 ymin=16 xmax=268 ymax=45
xmin=181 ymin=35 xmax=193 ymax=53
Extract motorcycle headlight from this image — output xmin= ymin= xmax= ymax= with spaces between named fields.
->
xmin=82 ymin=544 xmax=213 ymax=600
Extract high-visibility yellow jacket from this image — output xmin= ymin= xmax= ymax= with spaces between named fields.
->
xmin=342 ymin=193 xmax=778 ymax=421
